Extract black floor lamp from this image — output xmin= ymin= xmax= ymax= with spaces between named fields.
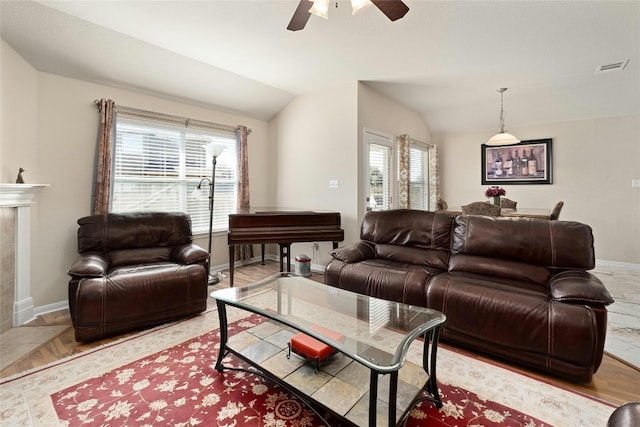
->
xmin=196 ymin=142 xmax=225 ymax=285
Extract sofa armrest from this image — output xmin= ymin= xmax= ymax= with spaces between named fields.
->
xmin=549 ymin=270 xmax=614 ymax=306
xmin=329 ymin=242 xmax=375 ymax=263
xmin=67 ymin=253 xmax=109 ymax=277
xmin=172 ymin=243 xmax=209 ymax=265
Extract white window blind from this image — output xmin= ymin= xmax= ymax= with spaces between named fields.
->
xmin=408 ymin=142 xmax=430 ymax=210
xmin=112 ymin=117 xmax=238 ymax=234
xmin=368 ymin=142 xmax=393 ymax=211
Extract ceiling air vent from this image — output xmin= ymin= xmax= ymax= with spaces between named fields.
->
xmin=595 ymin=60 xmax=629 ymax=74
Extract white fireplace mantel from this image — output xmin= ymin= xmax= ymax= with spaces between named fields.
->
xmin=0 ymin=183 xmax=49 ymax=207
xmin=0 ymin=183 xmax=49 ymax=326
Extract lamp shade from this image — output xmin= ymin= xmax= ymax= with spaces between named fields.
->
xmin=205 ymin=141 xmax=225 ymax=158
xmin=486 ymin=132 xmax=520 ymax=146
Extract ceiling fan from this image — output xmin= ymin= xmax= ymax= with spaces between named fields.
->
xmin=287 ymin=0 xmax=410 ymax=31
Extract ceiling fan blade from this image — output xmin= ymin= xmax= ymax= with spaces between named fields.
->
xmin=287 ymin=0 xmax=312 ymax=31
xmin=371 ymin=0 xmax=409 ymax=21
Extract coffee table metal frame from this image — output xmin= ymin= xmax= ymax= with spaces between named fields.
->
xmin=211 ymin=273 xmax=446 ymax=427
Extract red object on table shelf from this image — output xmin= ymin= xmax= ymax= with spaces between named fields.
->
xmin=290 ymin=325 xmax=343 ymax=363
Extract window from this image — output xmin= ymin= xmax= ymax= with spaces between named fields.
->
xmin=365 ymin=130 xmax=394 ymax=211
xmin=112 ymin=117 xmax=237 ymax=234
xmin=408 ymin=141 xmax=431 ymax=210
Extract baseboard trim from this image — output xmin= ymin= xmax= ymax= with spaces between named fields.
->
xmin=596 ymin=259 xmax=640 ymax=271
xmin=34 ymin=301 xmax=69 ymax=317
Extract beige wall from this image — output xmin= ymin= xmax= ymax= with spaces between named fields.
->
xmin=268 ymin=82 xmax=433 ymax=266
xmin=269 ymin=83 xmax=359 ymax=266
xmin=3 ymin=37 xmax=638 ymax=314
xmin=357 ymin=82 xmax=432 ymax=225
xmin=1 ymin=40 xmax=39 ymax=184
xmin=438 ymin=114 xmax=640 ymax=264
xmin=1 ymin=41 xmax=272 ymax=310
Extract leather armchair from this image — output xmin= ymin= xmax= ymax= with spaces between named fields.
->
xmin=67 ymin=212 xmax=209 ymax=342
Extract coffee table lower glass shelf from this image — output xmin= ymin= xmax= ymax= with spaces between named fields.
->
xmin=211 ymin=273 xmax=446 ymax=427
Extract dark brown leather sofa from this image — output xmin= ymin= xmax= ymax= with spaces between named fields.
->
xmin=67 ymin=212 xmax=209 ymax=342
xmin=325 ymin=209 xmax=614 ymax=383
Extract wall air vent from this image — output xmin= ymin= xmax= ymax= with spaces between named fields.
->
xmin=595 ymin=60 xmax=629 ymax=74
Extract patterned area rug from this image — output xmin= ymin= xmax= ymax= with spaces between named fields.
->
xmin=0 ymin=308 xmax=616 ymax=426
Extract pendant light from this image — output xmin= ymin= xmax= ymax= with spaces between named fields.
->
xmin=486 ymin=88 xmax=520 ymax=146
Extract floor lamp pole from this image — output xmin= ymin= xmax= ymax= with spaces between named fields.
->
xmin=207 ymin=154 xmax=219 ymax=285
xmin=200 ymin=142 xmax=225 ymax=285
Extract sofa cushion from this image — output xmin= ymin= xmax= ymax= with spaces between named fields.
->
xmin=360 ymin=210 xmax=454 ymax=270
xmin=77 ymin=212 xmax=193 ymax=253
xmin=375 ymin=243 xmax=450 ymax=270
xmin=451 ymin=216 xmax=596 ymax=269
xmin=325 ymin=258 xmax=440 ymax=307
xmin=427 ymin=272 xmax=598 ymax=369
xmin=448 ymin=254 xmax=552 ymax=287
xmin=109 ymin=247 xmax=173 ymax=269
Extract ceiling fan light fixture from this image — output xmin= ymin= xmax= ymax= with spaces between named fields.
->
xmin=351 ymin=0 xmax=373 ymax=15
xmin=309 ymin=0 xmax=330 ymax=19
xmin=486 ymin=88 xmax=520 ymax=146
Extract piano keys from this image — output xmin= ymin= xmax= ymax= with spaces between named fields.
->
xmin=228 ymin=208 xmax=344 ymax=286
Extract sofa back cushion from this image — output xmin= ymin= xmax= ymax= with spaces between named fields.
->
xmin=360 ymin=210 xmax=454 ymax=270
xmin=77 ymin=212 xmax=193 ymax=253
xmin=109 ymin=247 xmax=174 ymax=268
xmin=450 ymin=216 xmax=595 ymax=284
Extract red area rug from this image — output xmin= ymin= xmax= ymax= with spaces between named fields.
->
xmin=50 ymin=315 xmax=549 ymax=427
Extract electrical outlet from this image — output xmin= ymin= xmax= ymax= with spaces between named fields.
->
xmin=329 ymin=180 xmax=339 ymax=189
xmin=632 ymin=179 xmax=640 ymax=188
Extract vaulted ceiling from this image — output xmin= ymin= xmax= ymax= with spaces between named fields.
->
xmin=2 ymin=1 xmax=639 ymax=134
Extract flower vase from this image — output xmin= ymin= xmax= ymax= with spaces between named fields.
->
xmin=491 ymin=196 xmax=500 ymax=206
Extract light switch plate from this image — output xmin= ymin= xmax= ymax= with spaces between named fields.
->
xmin=329 ymin=180 xmax=339 ymax=189
xmin=632 ymin=179 xmax=640 ymax=188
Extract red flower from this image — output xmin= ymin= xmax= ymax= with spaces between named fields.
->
xmin=485 ymin=186 xmax=506 ymax=198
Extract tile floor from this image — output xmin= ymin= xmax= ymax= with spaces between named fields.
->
xmin=594 ymin=264 xmax=640 ymax=368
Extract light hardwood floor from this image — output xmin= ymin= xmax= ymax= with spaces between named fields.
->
xmin=2 ymin=261 xmax=638 ymax=407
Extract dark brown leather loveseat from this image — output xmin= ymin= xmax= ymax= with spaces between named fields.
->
xmin=67 ymin=212 xmax=209 ymax=342
xmin=325 ymin=209 xmax=614 ymax=383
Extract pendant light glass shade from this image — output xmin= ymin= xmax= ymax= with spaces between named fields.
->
xmin=309 ymin=0 xmax=330 ymax=19
xmin=486 ymin=88 xmax=520 ymax=146
xmin=486 ymin=132 xmax=520 ymax=146
xmin=351 ymin=0 xmax=373 ymax=15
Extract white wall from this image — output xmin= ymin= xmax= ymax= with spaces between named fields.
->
xmin=269 ymin=83 xmax=359 ymax=266
xmin=268 ymin=82 xmax=433 ymax=267
xmin=357 ymin=82 xmax=432 ymax=225
xmin=438 ymin=114 xmax=640 ymax=264
xmin=1 ymin=41 xmax=272 ymax=310
xmin=1 ymin=40 xmax=39 ymax=184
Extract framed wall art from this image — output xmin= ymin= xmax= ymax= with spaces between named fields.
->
xmin=481 ymin=138 xmax=553 ymax=185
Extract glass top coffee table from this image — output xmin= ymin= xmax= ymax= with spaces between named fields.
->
xmin=211 ymin=273 xmax=446 ymax=427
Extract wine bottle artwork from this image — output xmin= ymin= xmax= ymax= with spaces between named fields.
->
xmin=528 ymin=149 xmax=537 ymax=176
xmin=481 ymin=139 xmax=553 ymax=185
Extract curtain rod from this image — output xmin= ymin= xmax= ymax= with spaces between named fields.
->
xmin=94 ymin=99 xmax=252 ymax=134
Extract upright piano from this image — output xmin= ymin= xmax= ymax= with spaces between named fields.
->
xmin=228 ymin=208 xmax=344 ymax=286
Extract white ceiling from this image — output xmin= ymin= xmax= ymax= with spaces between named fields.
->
xmin=2 ymin=0 xmax=639 ymax=135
